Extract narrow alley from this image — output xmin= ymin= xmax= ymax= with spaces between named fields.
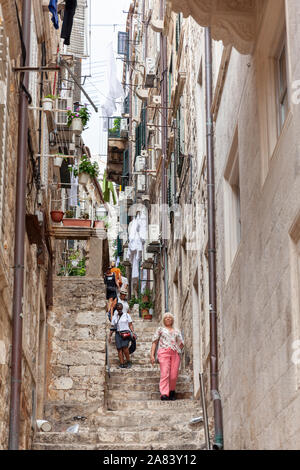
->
xmin=1 ymin=0 xmax=300 ymax=454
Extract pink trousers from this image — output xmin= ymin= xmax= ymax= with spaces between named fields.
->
xmin=157 ymin=347 xmax=181 ymax=396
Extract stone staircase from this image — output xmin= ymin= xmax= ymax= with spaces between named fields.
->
xmin=33 ymin=306 xmax=205 ymax=450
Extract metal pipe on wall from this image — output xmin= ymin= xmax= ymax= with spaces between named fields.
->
xmin=9 ymin=0 xmax=32 ymax=450
xmin=205 ymin=27 xmax=224 ymax=450
xmin=160 ymin=0 xmax=169 ymax=312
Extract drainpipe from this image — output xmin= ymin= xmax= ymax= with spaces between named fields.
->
xmin=9 ymin=0 xmax=31 ymax=450
xmin=205 ymin=27 xmax=224 ymax=450
xmin=160 ymin=0 xmax=169 ymax=311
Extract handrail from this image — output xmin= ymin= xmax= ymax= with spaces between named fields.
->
xmin=199 ymin=372 xmax=211 ymax=450
xmin=106 ymin=335 xmax=111 ymax=379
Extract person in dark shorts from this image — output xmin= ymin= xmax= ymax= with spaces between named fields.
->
xmin=104 ymin=267 xmax=118 ymax=319
xmin=109 ymin=303 xmax=136 ymax=368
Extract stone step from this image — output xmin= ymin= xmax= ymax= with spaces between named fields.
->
xmin=107 ymin=398 xmax=195 ymax=411
xmin=107 ymin=381 xmax=192 ymax=393
xmin=107 ymin=374 xmax=191 ymax=386
xmin=107 ymin=390 xmax=193 ymax=401
xmin=32 ymin=441 xmax=203 ymax=451
xmin=33 ymin=429 xmax=202 ymax=446
xmin=90 ymin=411 xmax=203 ymax=430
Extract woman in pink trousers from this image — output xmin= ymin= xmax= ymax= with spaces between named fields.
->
xmin=150 ymin=312 xmax=184 ymax=400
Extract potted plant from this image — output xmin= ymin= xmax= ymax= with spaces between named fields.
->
xmin=72 ymin=154 xmax=99 ymax=185
xmin=53 ymin=153 xmax=66 ymax=168
xmin=42 ymin=94 xmax=58 ymax=112
xmin=140 ymin=299 xmax=154 ymax=320
xmin=62 ymin=209 xmax=92 ymax=228
xmin=50 ymin=210 xmax=64 ymax=223
xmin=67 ymin=106 xmax=91 ymax=134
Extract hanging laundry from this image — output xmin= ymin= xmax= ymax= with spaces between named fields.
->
xmin=48 ymin=0 xmax=59 ymax=30
xmin=102 ymin=42 xmax=124 ymax=130
xmin=61 ymin=0 xmax=77 ymax=46
xmin=69 ymin=168 xmax=78 ymax=207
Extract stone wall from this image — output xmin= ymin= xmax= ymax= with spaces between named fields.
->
xmin=214 ymin=1 xmax=300 ymax=449
xmin=0 ymin=1 xmax=60 ymax=450
xmin=44 ymin=278 xmax=107 ymax=431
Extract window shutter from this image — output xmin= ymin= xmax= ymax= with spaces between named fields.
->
xmin=141 ymin=107 xmax=146 ymax=148
xmin=122 ymin=149 xmax=129 ymax=190
xmin=118 ymin=32 xmax=129 ymax=56
xmin=135 ymin=123 xmax=141 ymax=156
xmin=124 ymin=94 xmax=130 ymax=115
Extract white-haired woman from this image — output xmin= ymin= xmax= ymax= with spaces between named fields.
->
xmin=150 ymin=312 xmax=184 ymax=401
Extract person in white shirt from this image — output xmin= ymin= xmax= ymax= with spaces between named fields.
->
xmin=109 ymin=303 xmax=136 ymax=369
xmin=110 ymin=288 xmax=129 ymax=318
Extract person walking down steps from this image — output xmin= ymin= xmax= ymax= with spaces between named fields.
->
xmin=109 ymin=303 xmax=136 ymax=369
xmin=104 ymin=266 xmax=119 ymax=320
xmin=150 ymin=312 xmax=184 ymax=401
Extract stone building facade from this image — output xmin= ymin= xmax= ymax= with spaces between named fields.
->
xmin=0 ymin=0 xmax=106 ymax=450
xmin=118 ymin=0 xmax=300 ymax=449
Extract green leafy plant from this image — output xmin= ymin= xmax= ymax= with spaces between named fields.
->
xmin=108 ymin=117 xmax=121 ymax=134
xmin=44 ymin=94 xmax=59 ymax=100
xmin=67 ymin=106 xmax=91 ymax=130
xmin=128 ymin=296 xmax=139 ymax=308
xmin=128 ymin=293 xmax=154 ymax=310
xmin=118 ymin=263 xmax=126 ymax=277
xmin=72 ymin=154 xmax=99 ymax=178
xmin=65 ymin=209 xmax=75 ymax=218
xmin=58 ymin=250 xmax=86 ymax=277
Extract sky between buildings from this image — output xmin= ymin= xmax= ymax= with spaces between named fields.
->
xmin=82 ymin=0 xmax=130 ymax=175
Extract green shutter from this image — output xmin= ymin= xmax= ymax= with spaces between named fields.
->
xmin=122 ymin=149 xmax=129 ymax=190
xmin=141 ymin=106 xmax=146 ymax=148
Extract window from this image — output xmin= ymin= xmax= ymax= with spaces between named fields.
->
xmin=118 ymin=32 xmax=129 ymax=62
xmin=224 ymin=130 xmax=241 ymax=279
xmin=256 ymin=0 xmax=289 ymax=182
xmin=276 ymin=42 xmax=288 ymax=134
xmin=175 ymin=14 xmax=182 ymax=52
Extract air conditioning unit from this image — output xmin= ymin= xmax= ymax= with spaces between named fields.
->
xmin=136 ymin=156 xmax=146 ymax=172
xmin=137 ymin=174 xmax=146 ymax=192
xmin=141 ymin=150 xmax=148 ymax=157
xmin=145 ymin=57 xmax=156 ymax=88
xmin=152 ymin=95 xmax=161 ymax=106
xmin=135 ymin=87 xmax=149 ymax=101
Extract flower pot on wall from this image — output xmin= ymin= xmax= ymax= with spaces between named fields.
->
xmin=71 ymin=117 xmax=83 ymax=134
xmin=94 ymin=220 xmax=105 ymax=229
xmin=143 ymin=314 xmax=152 ymax=321
xmin=62 ymin=219 xmax=92 ymax=227
xmin=42 ymin=98 xmax=53 ymax=111
xmin=53 ymin=156 xmax=64 ymax=168
xmin=78 ymin=173 xmax=89 ymax=185
xmin=50 ymin=211 xmax=64 ymax=223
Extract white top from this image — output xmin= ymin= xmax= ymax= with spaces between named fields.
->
xmin=111 ymin=312 xmax=132 ymax=332
xmin=117 ymin=297 xmax=129 ymax=315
